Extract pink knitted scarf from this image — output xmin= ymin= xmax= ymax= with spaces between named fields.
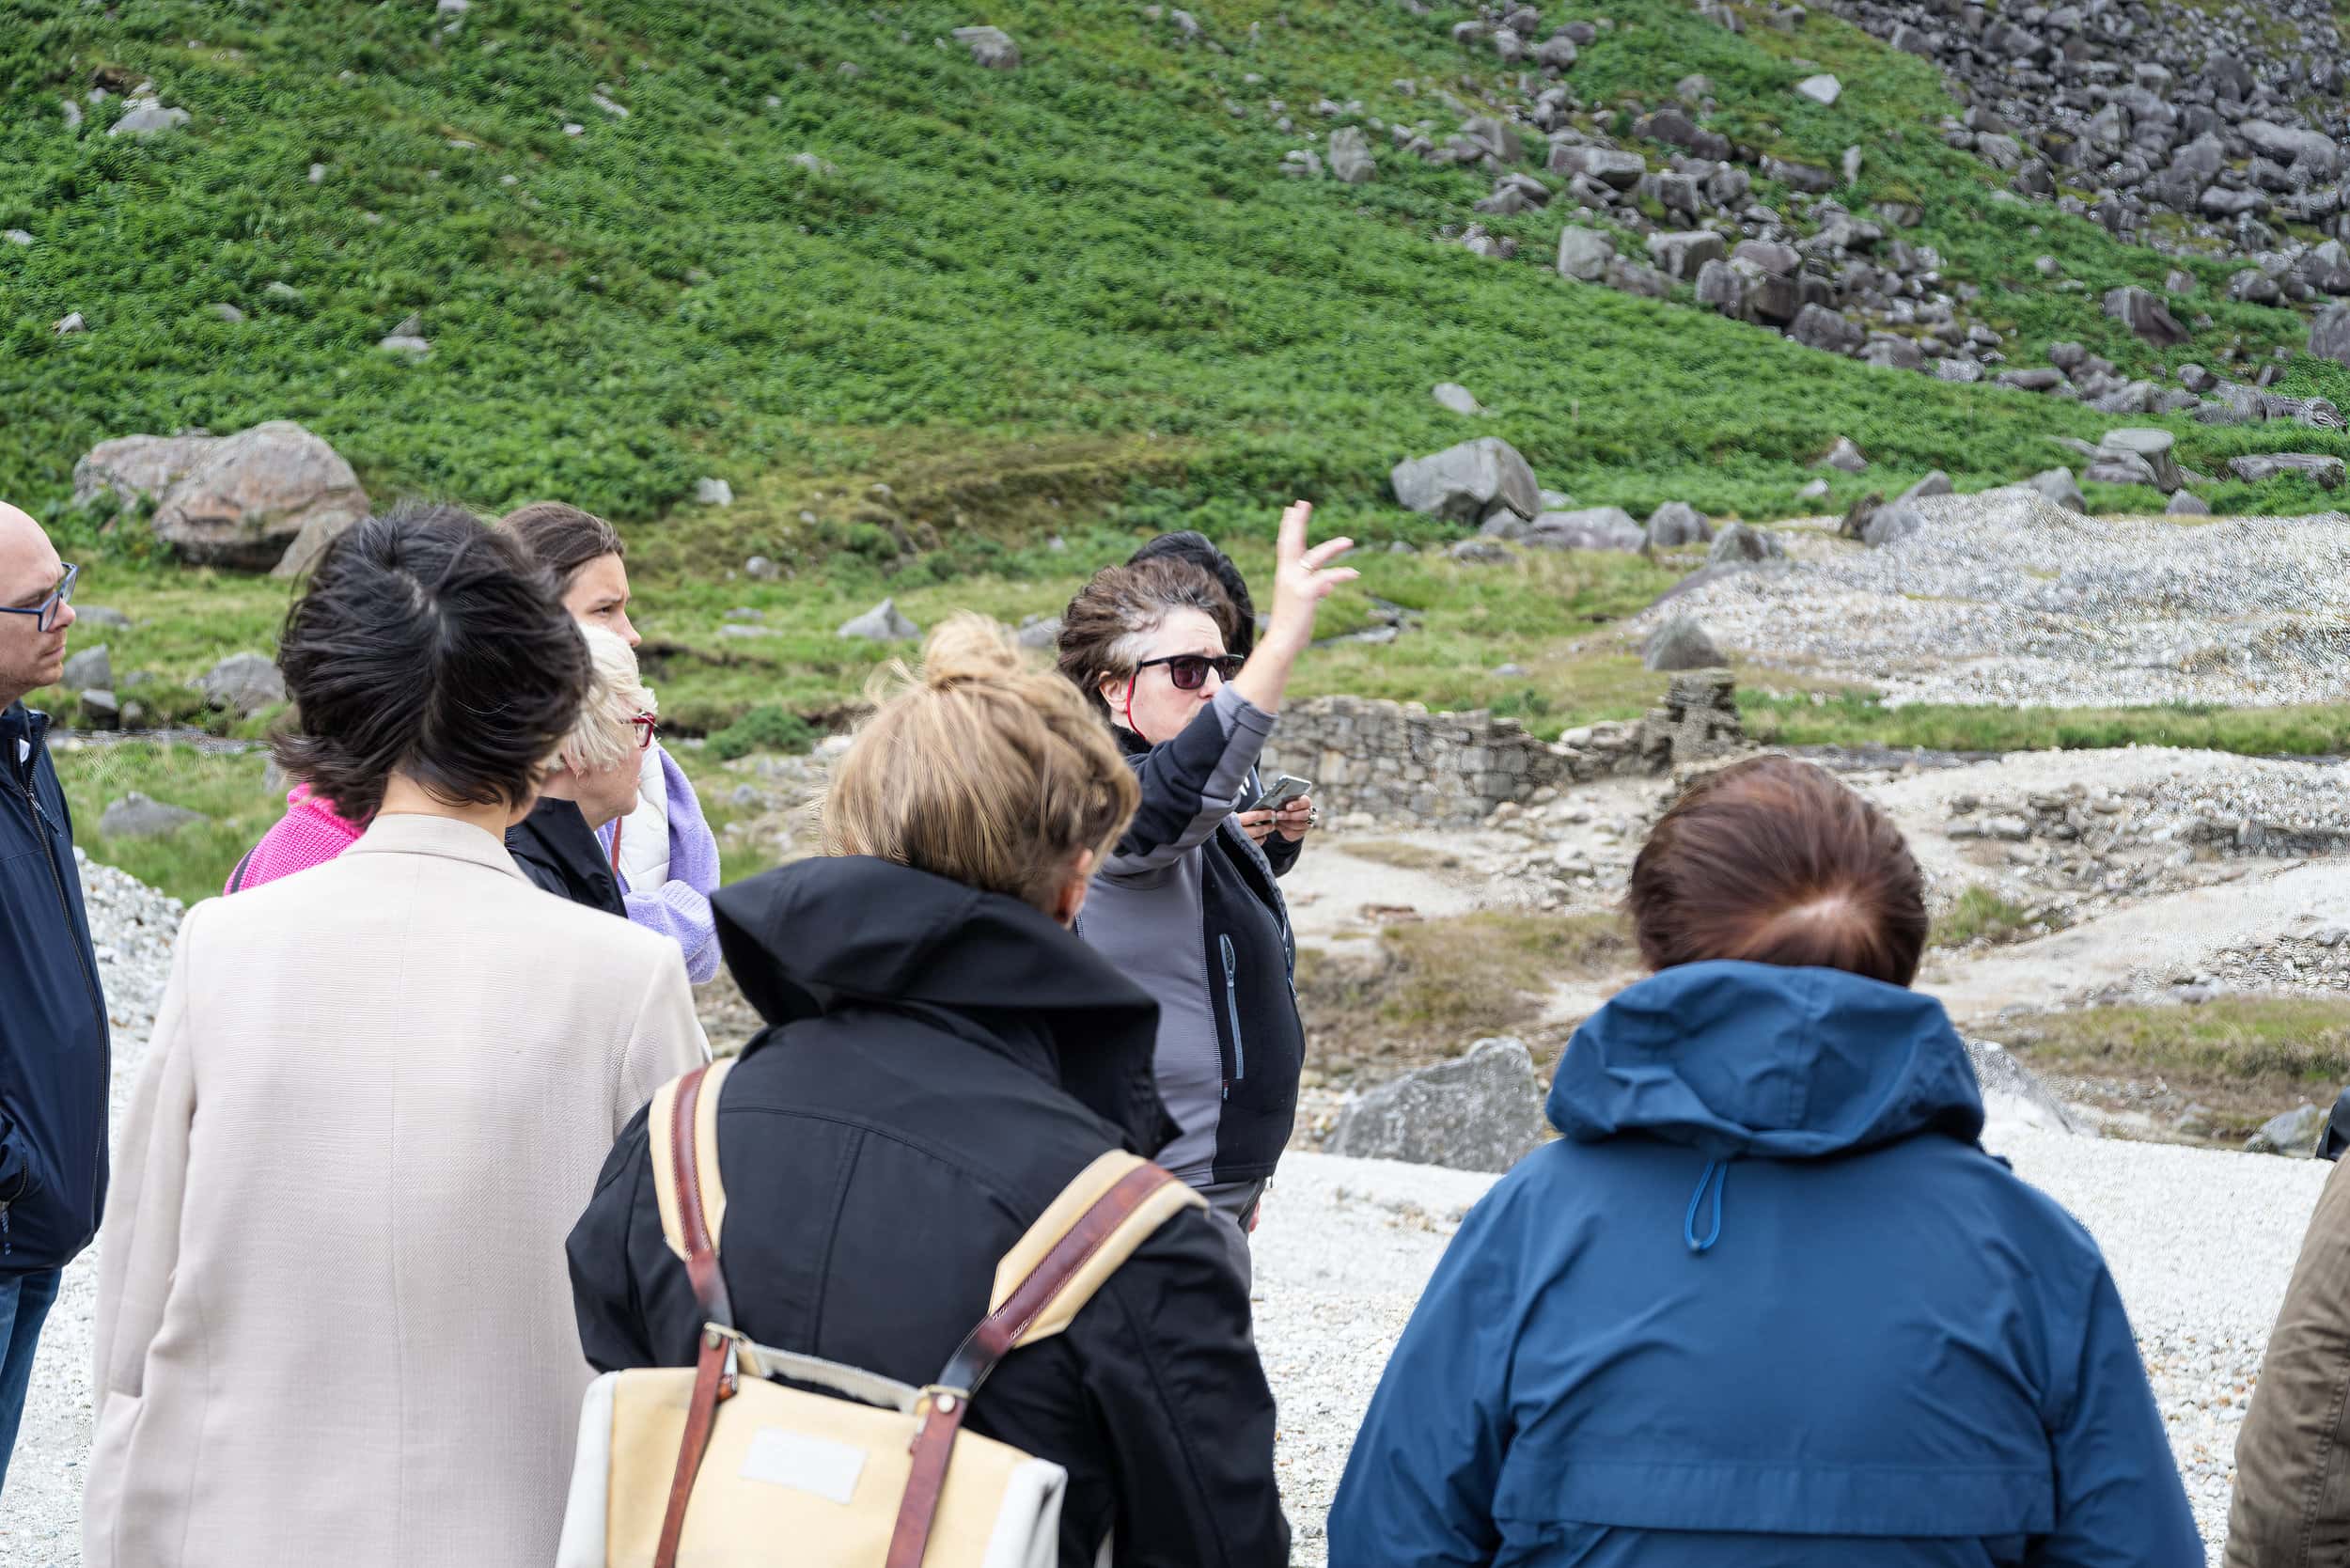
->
xmin=226 ymin=785 xmax=367 ymax=894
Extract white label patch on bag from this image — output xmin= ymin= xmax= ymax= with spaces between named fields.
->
xmin=739 ymin=1428 xmax=869 ymax=1505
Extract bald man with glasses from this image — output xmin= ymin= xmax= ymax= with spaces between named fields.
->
xmin=0 ymin=500 xmax=106 ymax=1498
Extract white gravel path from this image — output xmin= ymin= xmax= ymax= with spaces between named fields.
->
xmin=2 ymin=860 xmax=2334 ymax=1567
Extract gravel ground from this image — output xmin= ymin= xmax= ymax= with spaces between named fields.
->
xmin=1642 ymin=490 xmax=2350 ymax=708
xmin=2 ymin=857 xmax=2334 ymax=1567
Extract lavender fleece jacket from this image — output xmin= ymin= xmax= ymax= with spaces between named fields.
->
xmin=598 ymin=746 xmax=721 ymax=983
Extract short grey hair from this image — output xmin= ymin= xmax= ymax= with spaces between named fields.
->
xmin=559 ymin=624 xmax=655 ymax=775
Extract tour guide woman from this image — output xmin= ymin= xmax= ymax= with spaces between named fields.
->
xmin=1057 ymin=501 xmax=1355 ymax=1273
xmin=1326 ymin=756 xmax=2200 ymax=1566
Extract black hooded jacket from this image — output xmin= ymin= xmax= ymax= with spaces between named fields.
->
xmin=504 ymin=796 xmax=625 ymax=917
xmin=566 ymin=856 xmax=1289 ymax=1568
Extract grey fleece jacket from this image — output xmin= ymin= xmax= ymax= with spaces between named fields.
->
xmin=1078 ymin=686 xmax=1305 ymax=1187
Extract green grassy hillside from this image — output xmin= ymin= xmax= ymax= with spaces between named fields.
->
xmin=6 ymin=0 xmax=2344 ymax=531
xmin=8 ymin=0 xmax=2350 ymax=900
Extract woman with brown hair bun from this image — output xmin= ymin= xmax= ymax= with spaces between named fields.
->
xmin=1057 ymin=502 xmax=1355 ymax=1279
xmin=1329 ymin=755 xmax=2199 ymax=1567
xmin=568 ymin=615 xmax=1290 ymax=1567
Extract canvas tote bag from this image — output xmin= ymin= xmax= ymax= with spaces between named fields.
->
xmin=556 ymin=1058 xmax=1205 ymax=1568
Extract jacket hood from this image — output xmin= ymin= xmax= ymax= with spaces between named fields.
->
xmin=1549 ymin=961 xmax=1984 ymax=1159
xmin=712 ymin=855 xmax=1176 ymax=1152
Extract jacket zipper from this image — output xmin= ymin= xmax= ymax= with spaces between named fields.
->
xmin=22 ymin=771 xmax=102 ymax=1028
xmin=1220 ymin=933 xmax=1246 ymax=1093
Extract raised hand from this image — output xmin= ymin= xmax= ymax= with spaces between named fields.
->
xmin=1262 ymin=501 xmax=1359 ymax=653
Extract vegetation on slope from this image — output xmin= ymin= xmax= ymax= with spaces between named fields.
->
xmin=8 ymin=0 xmax=2349 ymax=792
xmin=6 ymin=0 xmax=2346 ymax=531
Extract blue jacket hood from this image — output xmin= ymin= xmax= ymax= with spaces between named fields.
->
xmin=1548 ymin=960 xmax=1985 ymax=1159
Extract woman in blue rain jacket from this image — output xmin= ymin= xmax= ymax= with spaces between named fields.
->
xmin=1328 ymin=756 xmax=2201 ymax=1568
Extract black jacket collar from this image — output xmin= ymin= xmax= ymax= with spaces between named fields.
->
xmin=505 ymin=795 xmax=626 ymax=917
xmin=713 ymin=856 xmax=1174 ymax=1154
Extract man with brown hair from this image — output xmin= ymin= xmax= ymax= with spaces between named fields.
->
xmin=0 ymin=499 xmax=107 ymax=1492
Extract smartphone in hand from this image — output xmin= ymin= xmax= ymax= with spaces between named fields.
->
xmin=1246 ymin=775 xmax=1313 ymax=813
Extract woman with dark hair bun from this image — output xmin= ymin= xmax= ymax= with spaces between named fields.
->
xmin=1330 ymin=755 xmax=2199 ymax=1567
xmin=82 ymin=504 xmax=707 ymax=1568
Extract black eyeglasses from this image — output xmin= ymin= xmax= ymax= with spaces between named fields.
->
xmin=0 ymin=564 xmax=77 ymax=634
xmin=1134 ymin=651 xmax=1244 ymax=691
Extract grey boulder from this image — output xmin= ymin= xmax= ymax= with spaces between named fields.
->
xmin=100 ymin=792 xmax=207 ymax=839
xmin=199 ymin=651 xmax=288 ymax=716
xmin=2027 ymin=468 xmax=2088 ymax=512
xmin=1432 ymin=382 xmax=1487 ymax=416
xmin=62 ymin=644 xmax=112 ymax=696
xmin=1790 ymin=305 xmax=1865 ymax=355
xmin=76 ymin=423 xmax=370 ymax=573
xmin=951 ymin=25 xmax=1020 ymax=69
xmin=2311 ymin=303 xmax=2350 ymax=368
xmin=838 ymin=597 xmax=922 ymax=641
xmin=1391 ymin=437 xmax=1541 ymax=523
xmin=2228 ymin=453 xmax=2345 ymax=489
xmin=1327 ymin=126 xmax=1376 ymax=184
xmin=108 ymin=99 xmax=191 ymax=137
xmin=169 ymin=422 xmax=371 ymax=572
xmin=1641 ymin=616 xmax=1725 ymax=671
xmin=2247 ymin=1102 xmax=2327 ymax=1157
xmin=2167 ymin=492 xmax=2211 ymax=515
xmin=1326 ymin=1037 xmax=1547 ymax=1173
xmin=1964 ymin=1039 xmax=2076 ymax=1135
xmin=1644 ymin=501 xmax=1712 ymax=549
xmin=1862 ymin=500 xmax=1931 ymax=547
xmin=2103 ymin=286 xmax=2187 ymax=347
xmin=1555 ymin=225 xmax=1616 ymax=282
xmin=1818 ymin=436 xmax=1869 ymax=473
xmin=1647 ymin=230 xmax=1726 ymax=282
xmin=2099 ymin=428 xmax=2181 ymax=492
xmin=1896 ymin=470 xmax=1952 ymax=505
xmin=1794 ymin=74 xmax=1842 ymax=106
xmin=1522 ymin=507 xmax=1643 ymax=552
xmin=1707 ymin=522 xmax=1786 ymax=565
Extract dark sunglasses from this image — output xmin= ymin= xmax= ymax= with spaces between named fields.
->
xmin=1134 ymin=651 xmax=1244 ymax=692
xmin=0 ymin=563 xmax=77 ymax=635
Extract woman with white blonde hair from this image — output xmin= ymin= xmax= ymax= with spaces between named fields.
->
xmin=505 ymin=623 xmax=658 ymax=917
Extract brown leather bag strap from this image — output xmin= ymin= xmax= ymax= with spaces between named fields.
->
xmin=650 ymin=1065 xmax=737 ymax=1568
xmin=884 ymin=1162 xmax=1180 ymax=1568
xmin=666 ymin=1062 xmax=734 ymax=1329
xmin=653 ymin=1328 xmax=737 ymax=1568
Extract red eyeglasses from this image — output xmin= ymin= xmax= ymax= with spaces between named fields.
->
xmin=629 ymin=713 xmax=658 ymax=751
xmin=1134 ymin=652 xmax=1244 ymax=692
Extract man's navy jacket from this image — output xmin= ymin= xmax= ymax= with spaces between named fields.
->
xmin=0 ymin=701 xmax=110 ymax=1275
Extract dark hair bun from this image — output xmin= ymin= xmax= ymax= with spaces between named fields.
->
xmin=273 ymin=503 xmax=590 ymax=820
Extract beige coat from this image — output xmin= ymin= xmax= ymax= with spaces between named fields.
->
xmin=83 ymin=814 xmax=708 ymax=1568
xmin=2231 ymin=1151 xmax=2350 ymax=1565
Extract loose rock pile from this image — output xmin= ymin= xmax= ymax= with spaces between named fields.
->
xmin=1824 ymin=0 xmax=2350 ymax=257
xmin=1647 ymin=488 xmax=2350 ymax=707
